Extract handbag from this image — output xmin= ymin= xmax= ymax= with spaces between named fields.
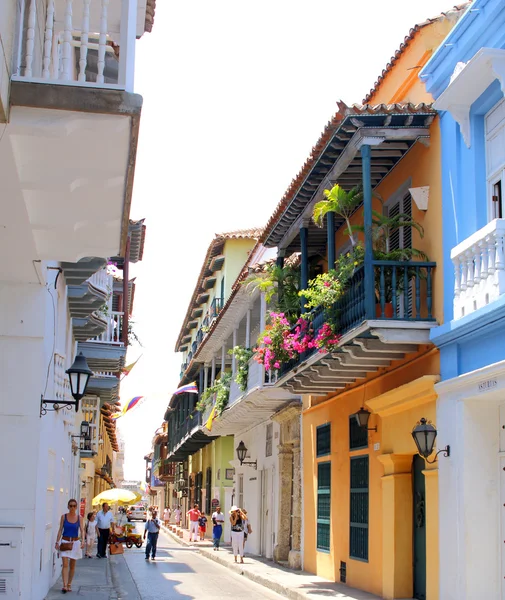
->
xmin=109 ymin=542 xmax=124 ymax=555
xmin=59 ymin=541 xmax=73 ymax=552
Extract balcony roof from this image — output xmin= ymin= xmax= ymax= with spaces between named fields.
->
xmin=72 ymin=314 xmax=108 ymax=342
xmin=87 ymin=374 xmax=120 ymax=403
xmin=174 ymin=228 xmax=263 ymax=352
xmin=78 ymin=341 xmax=126 ymax=372
xmin=61 ymin=258 xmax=107 ymax=285
xmin=261 ymin=101 xmax=436 ymax=251
xmin=166 ymin=430 xmax=217 ymax=462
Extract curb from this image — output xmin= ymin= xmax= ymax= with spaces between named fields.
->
xmin=161 ymin=524 xmax=306 ymax=600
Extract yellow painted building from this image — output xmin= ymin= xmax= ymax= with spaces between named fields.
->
xmin=258 ymin=6 xmax=469 ymax=600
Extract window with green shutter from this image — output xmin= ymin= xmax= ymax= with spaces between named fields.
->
xmin=350 ymin=456 xmax=369 ymax=561
xmin=316 ymin=423 xmax=331 ymax=457
xmin=317 ymin=462 xmax=331 ymax=552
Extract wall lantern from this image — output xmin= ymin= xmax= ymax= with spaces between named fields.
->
xmin=354 ymin=407 xmax=377 ymax=432
xmin=40 ymin=353 xmax=93 ymax=416
xmin=236 ymin=441 xmax=257 ymax=470
xmin=412 ymin=418 xmax=450 ymax=464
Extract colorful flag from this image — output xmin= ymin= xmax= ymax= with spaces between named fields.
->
xmin=111 ymin=396 xmax=145 ymax=420
xmin=205 ymin=403 xmax=217 ymax=431
xmin=121 ymin=355 xmax=142 ymax=377
xmin=173 ymin=382 xmax=198 ymax=395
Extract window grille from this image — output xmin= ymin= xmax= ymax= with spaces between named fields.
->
xmin=205 ymin=467 xmax=212 ymax=514
xmin=350 ymin=456 xmax=369 ymax=561
xmin=317 ymin=462 xmax=331 ymax=551
xmin=266 ymin=423 xmax=273 ymax=457
xmin=316 ymin=423 xmax=331 ymax=457
xmin=349 ymin=415 xmax=368 ymax=450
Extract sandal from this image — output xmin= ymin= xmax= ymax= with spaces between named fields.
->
xmin=61 ymin=586 xmax=67 ymax=594
xmin=67 ymin=584 xmax=72 ymax=592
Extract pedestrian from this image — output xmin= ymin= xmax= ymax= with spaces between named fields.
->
xmin=84 ymin=512 xmax=98 ymax=558
xmin=163 ymin=507 xmax=170 ymax=527
xmin=143 ymin=509 xmax=161 ymax=560
xmin=211 ymin=505 xmax=225 ymax=551
xmin=174 ymin=505 xmax=181 ymax=527
xmin=55 ymin=498 xmax=85 ymax=593
xmin=198 ymin=513 xmax=207 ymax=540
xmin=229 ymin=505 xmax=245 ymax=564
xmin=186 ymin=503 xmax=201 ymax=542
xmin=242 ymin=509 xmax=253 ymax=549
xmin=95 ymin=502 xmax=115 ymax=558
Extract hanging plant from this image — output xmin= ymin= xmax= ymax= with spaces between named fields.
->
xmin=228 ymin=346 xmax=253 ymax=392
xmin=313 ymin=322 xmax=341 ymax=352
xmin=196 ymin=372 xmax=232 ymax=415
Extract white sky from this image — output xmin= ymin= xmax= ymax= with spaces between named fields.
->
xmin=119 ymin=0 xmax=459 ymax=479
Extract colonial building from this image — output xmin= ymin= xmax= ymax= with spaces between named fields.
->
xmin=258 ymin=5 xmax=467 ymax=599
xmin=421 ymin=1 xmax=505 ymax=597
xmin=0 ymin=0 xmax=153 ymax=596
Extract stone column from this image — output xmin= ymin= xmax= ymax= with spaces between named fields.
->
xmin=288 ymin=440 xmax=302 ymax=569
xmin=273 ymin=444 xmax=293 ymax=563
xmin=377 ymin=453 xmax=413 ymax=600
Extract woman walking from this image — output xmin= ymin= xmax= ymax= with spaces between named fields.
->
xmin=55 ymin=499 xmax=85 ymax=593
xmin=84 ymin=512 xmax=98 ymax=558
xmin=229 ymin=505 xmax=245 ymax=564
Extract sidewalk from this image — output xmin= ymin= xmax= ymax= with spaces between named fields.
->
xmin=45 ymin=553 xmax=140 ymax=600
xmin=161 ymin=523 xmax=384 ymax=600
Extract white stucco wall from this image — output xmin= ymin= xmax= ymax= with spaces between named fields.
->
xmin=0 ymin=266 xmax=82 ymax=599
xmin=437 ymin=360 xmax=505 ymax=600
xmin=233 ymin=419 xmax=280 ymax=559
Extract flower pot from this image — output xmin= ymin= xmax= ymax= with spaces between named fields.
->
xmin=376 ymin=302 xmax=394 ymax=318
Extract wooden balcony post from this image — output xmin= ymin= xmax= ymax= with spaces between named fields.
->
xmin=211 ymin=357 xmax=216 ymax=385
xmin=221 ymin=344 xmax=226 ymax=374
xmin=361 ymin=144 xmax=376 ymax=320
xmin=327 ymin=212 xmax=336 ymax=271
xmin=245 ymin=309 xmax=251 ymax=348
xmin=204 ymin=365 xmax=209 ymax=391
xmin=300 ymin=224 xmax=309 ymax=313
xmin=232 ymin=329 xmax=237 ymax=375
xmin=276 ymin=250 xmax=285 ymax=306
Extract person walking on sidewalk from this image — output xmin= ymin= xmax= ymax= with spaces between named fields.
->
xmin=198 ymin=513 xmax=207 ymax=540
xmin=242 ymin=509 xmax=252 ymax=549
xmin=95 ymin=503 xmax=114 ymax=558
xmin=229 ymin=505 xmax=245 ymax=564
xmin=187 ymin=504 xmax=201 ymax=542
xmin=144 ymin=509 xmax=161 ymax=560
xmin=84 ymin=512 xmax=98 ymax=558
xmin=211 ymin=506 xmax=225 ymax=550
xmin=55 ymin=498 xmax=85 ymax=593
xmin=174 ymin=505 xmax=181 ymax=527
xmin=163 ymin=507 xmax=170 ymax=527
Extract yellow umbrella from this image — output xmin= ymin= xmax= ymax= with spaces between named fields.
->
xmin=92 ymin=488 xmax=142 ymax=506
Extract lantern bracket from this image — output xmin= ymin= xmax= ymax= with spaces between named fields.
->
xmin=40 ymin=395 xmax=79 ymax=416
xmin=425 ymin=445 xmax=450 ymax=464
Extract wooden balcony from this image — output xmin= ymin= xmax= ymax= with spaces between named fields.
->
xmin=166 ymin=410 xmax=216 ymax=462
xmin=277 ymin=260 xmax=437 ymax=395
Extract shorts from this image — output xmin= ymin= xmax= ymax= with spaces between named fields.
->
xmin=244 ymin=533 xmax=248 ymax=541
xmin=199 ymin=526 xmax=206 ymax=533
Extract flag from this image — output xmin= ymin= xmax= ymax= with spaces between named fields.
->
xmin=173 ymin=382 xmax=198 ymax=395
xmin=111 ymin=396 xmax=145 ymax=419
xmin=121 ymin=355 xmax=142 ymax=377
xmin=205 ymin=403 xmax=217 ymax=432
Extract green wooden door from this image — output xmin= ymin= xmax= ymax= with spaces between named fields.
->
xmin=413 ymin=455 xmax=426 ymax=600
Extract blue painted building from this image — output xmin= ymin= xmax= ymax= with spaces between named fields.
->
xmin=421 ymin=1 xmax=505 ymax=598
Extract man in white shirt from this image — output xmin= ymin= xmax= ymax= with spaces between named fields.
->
xmin=96 ymin=503 xmax=115 ymax=558
xmin=211 ymin=505 xmax=225 ymax=550
xmin=144 ymin=510 xmax=161 ymax=560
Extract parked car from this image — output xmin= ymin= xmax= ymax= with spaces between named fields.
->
xmin=127 ymin=505 xmax=147 ymax=522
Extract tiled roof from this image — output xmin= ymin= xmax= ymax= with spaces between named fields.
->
xmin=144 ymin=0 xmax=156 ymax=33
xmin=362 ymin=3 xmax=471 ymax=104
xmin=261 ymin=101 xmax=436 ymax=247
xmin=174 ymin=228 xmax=263 ymax=351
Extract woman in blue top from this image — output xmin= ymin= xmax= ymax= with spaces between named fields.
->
xmin=55 ymin=499 xmax=85 ymax=593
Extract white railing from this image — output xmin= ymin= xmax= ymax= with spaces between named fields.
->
xmin=15 ymin=0 xmax=137 ymax=91
xmin=88 ymin=268 xmax=112 ymax=295
xmin=90 ymin=310 xmax=124 ymax=343
xmin=452 ymin=219 xmax=505 ymax=319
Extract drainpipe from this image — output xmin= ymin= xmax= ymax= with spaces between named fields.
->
xmin=122 ymin=235 xmax=130 ymax=345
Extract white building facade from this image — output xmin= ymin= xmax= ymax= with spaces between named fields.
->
xmin=0 ymin=0 xmax=152 ymax=596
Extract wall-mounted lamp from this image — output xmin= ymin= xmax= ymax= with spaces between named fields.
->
xmin=236 ymin=441 xmax=257 ymax=470
xmin=354 ymin=407 xmax=377 ymax=432
xmin=412 ymin=418 xmax=450 ymax=464
xmin=40 ymin=353 xmax=93 ymax=416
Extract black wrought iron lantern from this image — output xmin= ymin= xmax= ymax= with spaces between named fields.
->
xmin=354 ymin=407 xmax=377 ymax=432
xmin=80 ymin=420 xmax=90 ymax=437
xmin=412 ymin=418 xmax=450 ymax=463
xmin=236 ymin=441 xmax=257 ymax=469
xmin=66 ymin=353 xmax=93 ymax=405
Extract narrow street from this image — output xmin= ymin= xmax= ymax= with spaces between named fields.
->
xmin=117 ymin=524 xmax=285 ymax=600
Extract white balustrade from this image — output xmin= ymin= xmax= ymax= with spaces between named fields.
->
xmin=87 ymin=268 xmax=112 ymax=294
xmin=15 ymin=0 xmax=136 ymax=91
xmin=90 ymin=311 xmax=124 ymax=344
xmin=54 ymin=352 xmax=72 ymax=403
xmin=452 ymin=219 xmax=505 ymax=319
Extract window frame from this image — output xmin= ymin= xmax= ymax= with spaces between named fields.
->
xmin=317 ymin=461 xmax=331 ymax=553
xmin=485 ymin=98 xmax=505 ymax=221
xmin=316 ymin=423 xmax=331 ymax=458
xmin=349 ymin=455 xmax=369 ymax=562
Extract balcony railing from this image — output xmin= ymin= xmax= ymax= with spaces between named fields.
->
xmin=452 ymin=218 xmax=505 ymax=319
xmin=167 ymin=410 xmax=203 ymax=454
xmin=209 ymin=297 xmax=223 ymax=319
xmin=88 ymin=268 xmax=111 ymax=295
xmin=15 ymin=0 xmax=136 ymax=92
xmin=280 ymin=260 xmax=435 ymax=376
xmin=89 ymin=311 xmax=124 ymax=344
